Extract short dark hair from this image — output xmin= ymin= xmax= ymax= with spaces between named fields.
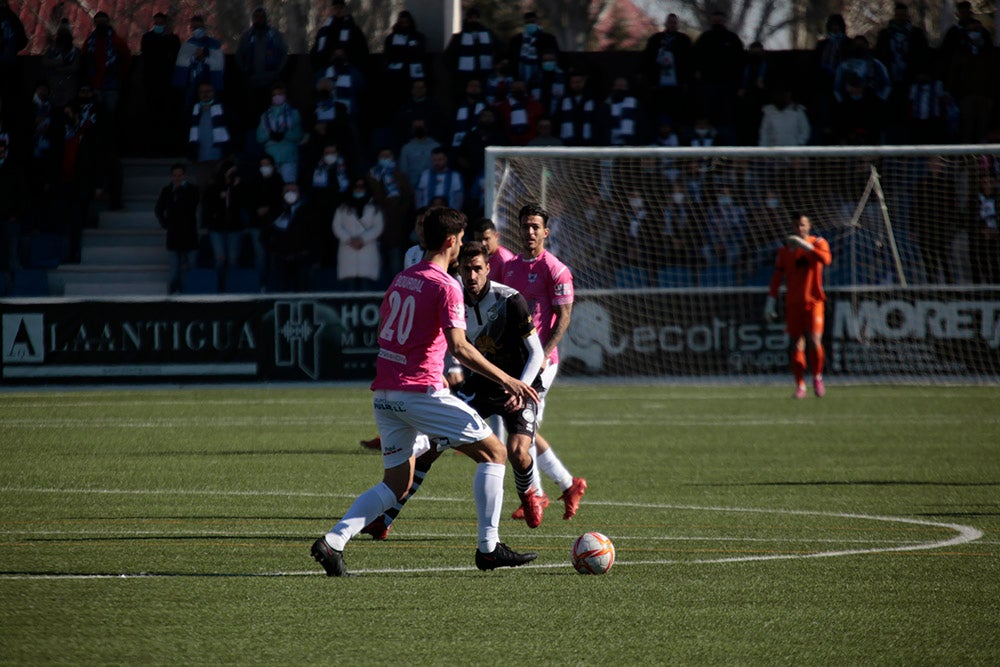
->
xmin=472 ymin=217 xmax=497 ymax=234
xmin=170 ymin=162 xmax=187 ymax=173
xmin=459 ymin=241 xmax=489 ymax=264
xmin=422 ymin=207 xmax=467 ymax=252
xmin=518 ymin=202 xmax=549 ymax=227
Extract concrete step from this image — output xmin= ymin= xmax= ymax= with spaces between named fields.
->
xmin=98 ymin=209 xmax=159 ymax=231
xmin=63 ymin=281 xmax=168 ymax=297
xmin=83 ymin=228 xmax=164 ymax=248
xmin=123 ymin=175 xmax=168 ymax=199
xmin=48 ymin=265 xmax=171 ymax=297
xmin=81 ymin=244 xmax=168 ymax=265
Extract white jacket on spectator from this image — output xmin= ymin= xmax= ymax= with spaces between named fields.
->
xmin=758 ymin=103 xmax=811 ymax=147
xmin=332 ymin=202 xmax=384 ymax=281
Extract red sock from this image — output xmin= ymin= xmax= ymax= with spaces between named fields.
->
xmin=791 ymin=349 xmax=806 ymax=385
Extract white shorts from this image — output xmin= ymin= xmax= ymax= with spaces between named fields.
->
xmin=373 ymin=388 xmax=493 ymax=468
xmin=537 ymin=362 xmax=559 ymax=424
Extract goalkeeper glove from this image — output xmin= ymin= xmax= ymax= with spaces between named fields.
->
xmin=764 ymin=296 xmax=778 ymax=322
xmin=786 ymin=235 xmax=814 ymax=251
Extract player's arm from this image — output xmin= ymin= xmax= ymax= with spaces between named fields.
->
xmin=543 ymin=302 xmax=572 ymax=360
xmin=445 ymin=327 xmax=539 ymax=403
xmin=520 ymin=331 xmax=545 ymax=385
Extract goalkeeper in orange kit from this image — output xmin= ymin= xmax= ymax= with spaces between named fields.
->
xmin=765 ymin=214 xmax=833 ymax=399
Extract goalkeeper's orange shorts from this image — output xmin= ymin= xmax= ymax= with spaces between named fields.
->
xmin=786 ymin=302 xmax=825 ymax=339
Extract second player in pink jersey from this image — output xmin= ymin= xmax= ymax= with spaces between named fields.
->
xmin=501 ymin=203 xmax=587 ymax=522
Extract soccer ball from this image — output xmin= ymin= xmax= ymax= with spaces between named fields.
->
xmin=571 ymin=532 xmax=615 ymax=575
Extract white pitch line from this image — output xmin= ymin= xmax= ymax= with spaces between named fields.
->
xmin=0 ymin=490 xmax=985 ymax=579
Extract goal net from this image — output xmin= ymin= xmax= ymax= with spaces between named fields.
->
xmin=485 ymin=145 xmax=1000 ymax=383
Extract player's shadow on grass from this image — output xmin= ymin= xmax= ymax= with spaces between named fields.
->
xmin=123 ymin=449 xmax=355 ymax=457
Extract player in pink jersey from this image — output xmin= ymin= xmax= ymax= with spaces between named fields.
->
xmin=501 ymin=202 xmax=588 ymax=521
xmin=312 ymin=207 xmax=540 ymax=576
xmin=471 ymin=217 xmax=516 ymax=283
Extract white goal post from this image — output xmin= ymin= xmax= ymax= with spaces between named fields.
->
xmin=484 ymin=145 xmax=1000 ymax=383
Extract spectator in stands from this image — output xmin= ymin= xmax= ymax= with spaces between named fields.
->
xmin=603 ymin=76 xmax=646 ymax=146
xmin=188 ymin=82 xmax=232 ymax=205
xmin=140 ymin=12 xmax=181 ymax=156
xmin=399 ymin=118 xmax=440 ymax=188
xmin=155 ymin=163 xmax=201 ymax=294
xmin=700 ymin=187 xmax=747 ymax=267
xmin=444 ymin=7 xmax=502 ymax=98
xmin=265 ymin=182 xmax=314 ymax=292
xmin=946 ymin=20 xmax=996 ymax=144
xmin=383 ymin=11 xmax=427 ymax=108
xmin=333 ymin=176 xmax=384 ymax=291
xmin=911 ymin=158 xmax=958 ymax=284
xmin=0 ymin=0 xmax=27 ymax=106
xmin=202 ymin=159 xmax=246 ymax=290
xmin=172 ymin=16 xmax=224 ymax=110
xmin=456 ymin=107 xmax=508 ymax=217
xmin=532 ymin=49 xmax=567 ymax=117
xmin=758 ymin=87 xmax=810 ymax=147
xmin=508 ymin=11 xmax=560 ymax=88
xmin=247 ymin=153 xmax=285 ymax=286
xmin=395 ymin=79 xmax=445 ymax=152
xmin=662 ymin=184 xmax=694 ymax=266
xmin=693 ymin=10 xmax=744 ymax=144
xmin=415 ymin=147 xmax=463 ymax=211
xmin=308 ymin=76 xmax=358 ymax=166
xmin=315 ymin=47 xmax=366 ymax=122
xmin=449 ymin=78 xmax=487 ymax=153
xmin=642 ymin=13 xmax=693 ymax=130
xmin=309 ymin=141 xmax=351 ymax=266
xmin=236 ymin=7 xmax=289 ymax=126
xmin=498 ymin=80 xmax=543 ymax=146
xmin=256 ymin=83 xmax=304 ymax=184
xmin=50 ymin=102 xmax=100 ymax=264
xmin=687 ymin=116 xmax=720 ymax=147
xmin=813 ymin=14 xmax=849 ymax=144
xmin=557 ymin=70 xmax=600 ymax=146
xmin=832 ymin=74 xmax=886 ymax=145
xmin=905 ymin=63 xmax=951 ymax=144
xmin=81 ymin=12 xmax=130 ymax=117
xmin=736 ymin=41 xmax=769 ymax=146
xmin=484 ymin=58 xmax=514 ymax=107
xmin=527 ymin=116 xmax=563 ymax=147
xmin=43 ymin=20 xmax=82 ymax=109
xmin=970 ymin=175 xmax=999 ymax=284
xmin=0 ymin=137 xmax=25 ymax=278
xmin=940 ymin=1 xmax=976 ymax=65
xmin=368 ymin=146 xmax=413 ymax=281
xmin=310 ymin=0 xmax=369 ymax=74
xmin=833 ymin=36 xmax=891 ymax=105
xmin=875 ymin=2 xmax=929 ymax=142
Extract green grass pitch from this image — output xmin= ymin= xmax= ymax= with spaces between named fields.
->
xmin=1 ymin=383 xmax=998 ymax=664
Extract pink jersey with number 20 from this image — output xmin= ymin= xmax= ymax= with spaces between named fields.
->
xmin=371 ymin=261 xmax=465 ymax=392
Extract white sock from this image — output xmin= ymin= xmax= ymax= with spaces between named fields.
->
xmin=325 ymin=482 xmax=397 ymax=551
xmin=529 ymin=442 xmax=543 ymax=494
xmin=537 ymin=447 xmax=573 ymax=492
xmin=473 ymin=461 xmax=504 ymax=553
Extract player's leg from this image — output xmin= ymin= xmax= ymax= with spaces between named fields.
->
xmin=312 ymin=403 xmax=419 ymax=576
xmin=807 ymin=304 xmax=826 ymax=397
xmin=502 ymin=400 xmax=544 ymax=528
xmin=527 ymin=364 xmax=587 ymax=520
xmin=363 ymin=436 xmax=440 ymax=540
xmin=787 ymin=308 xmax=808 ymax=398
xmin=406 ymin=388 xmax=535 ymax=569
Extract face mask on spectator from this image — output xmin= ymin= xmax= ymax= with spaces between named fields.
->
xmin=260 ymin=165 xmax=275 ymax=177
xmin=192 ymin=27 xmax=206 ymax=39
xmin=718 ymin=195 xmax=733 ymax=207
xmin=767 ymin=198 xmax=780 ymax=209
xmin=284 ymin=191 xmax=299 ymax=205
xmin=378 ymin=158 xmax=395 ymax=169
xmin=542 ymin=61 xmax=556 ymax=72
xmin=524 ymin=23 xmax=539 ymax=36
xmin=672 ymin=192 xmax=685 ymax=204
xmin=271 ymin=94 xmax=286 ymax=106
xmin=153 ymin=25 xmax=165 ymax=34
xmin=353 ymin=190 xmax=368 ymax=200
xmin=323 ymin=153 xmax=338 ymax=165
